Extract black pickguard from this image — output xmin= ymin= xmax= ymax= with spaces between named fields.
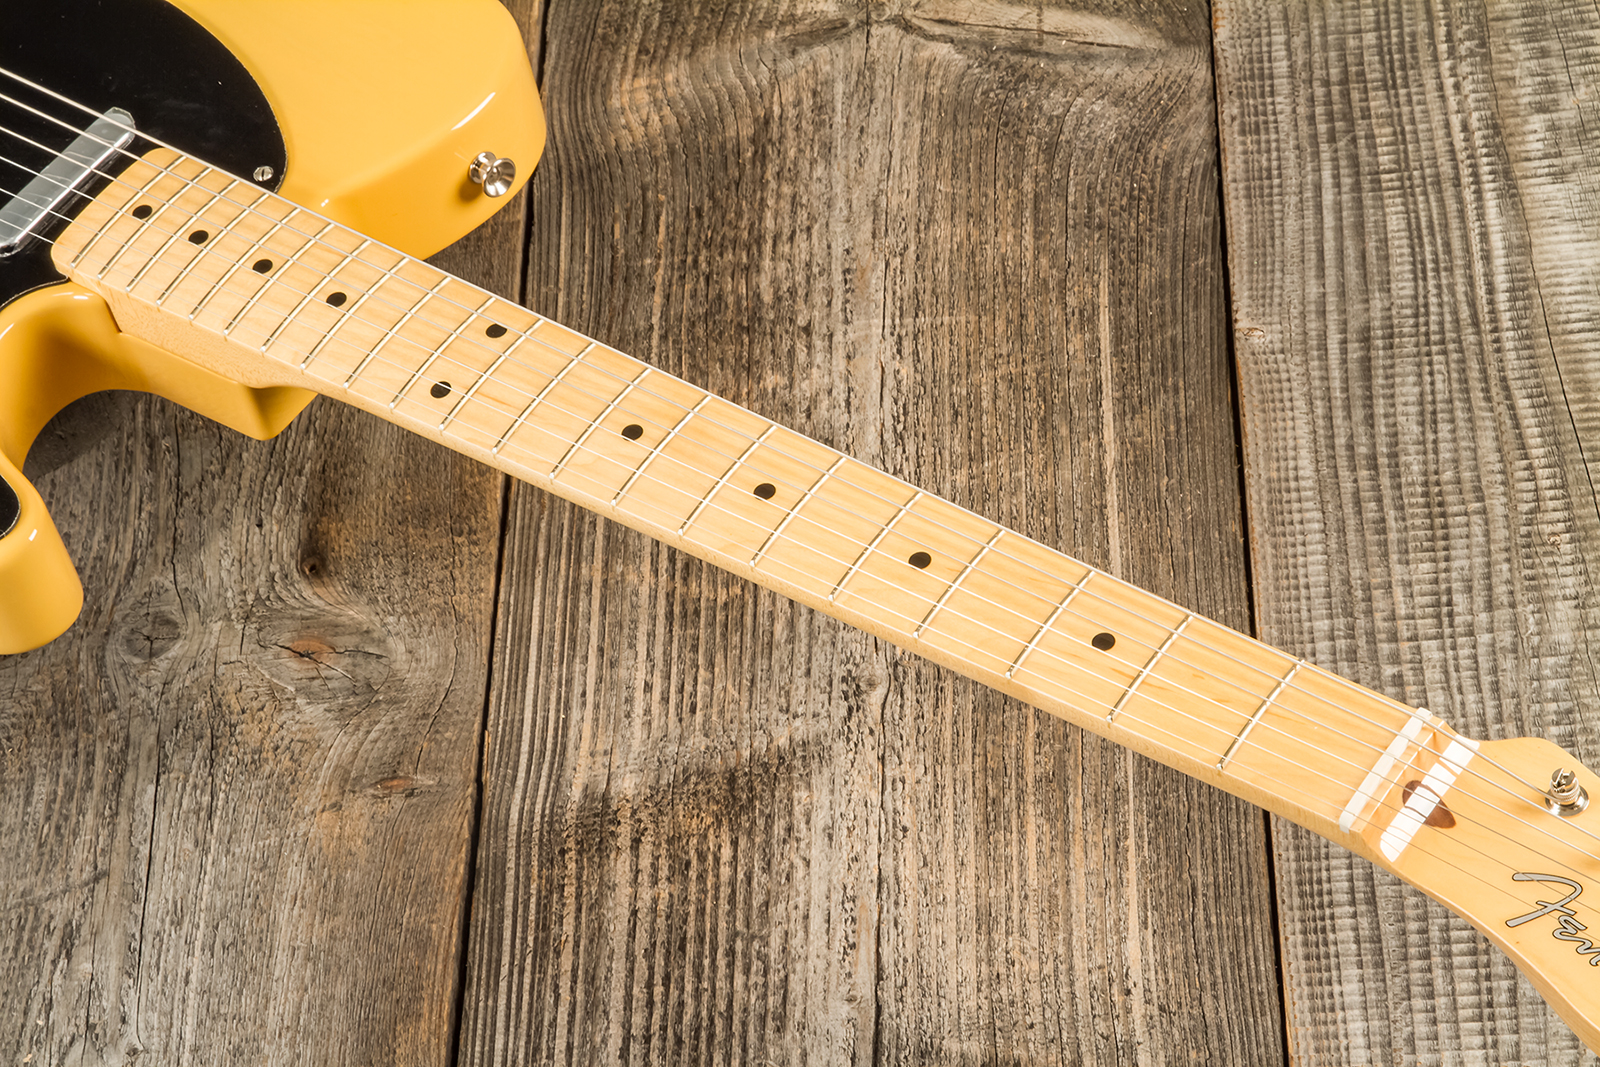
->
xmin=0 ymin=0 xmax=286 ymax=308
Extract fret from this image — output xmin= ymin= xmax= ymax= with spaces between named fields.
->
xmin=914 ymin=528 xmax=1006 ymax=638
xmin=1106 ymin=613 xmax=1193 ymax=723
xmin=612 ymin=396 xmax=711 ymax=505
xmin=1217 ymin=660 xmax=1305 ymax=771
xmin=679 ymin=426 xmax=776 ymax=535
xmin=828 ymin=491 xmax=922 ymax=602
xmin=750 ymin=455 xmax=849 ymax=568
xmin=187 ymin=206 xmax=302 ymax=318
xmin=155 ymin=190 xmax=271 ymax=305
xmin=493 ymin=343 xmax=594 ymax=454
xmin=298 ymin=251 xmax=406 ymax=371
xmin=549 ymin=366 xmax=652 ymax=478
xmin=71 ymin=160 xmax=171 ymax=269
xmin=239 ymin=228 xmax=357 ymax=342
xmin=1007 ymin=571 xmax=1095 ymax=679
xmin=439 ymin=328 xmax=533 ymax=431
xmin=119 ymin=175 xmax=237 ymax=294
xmin=390 ymin=295 xmax=497 ymax=407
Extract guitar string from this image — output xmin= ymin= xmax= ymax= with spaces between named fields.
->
xmin=10 ymin=144 xmax=1600 ymax=939
xmin=0 ymin=145 xmax=1462 ymax=797
xmin=3 ymin=126 xmax=1593 ymax=894
xmin=0 ymin=74 xmax=1564 ymax=812
xmin=13 ymin=182 xmax=1600 ymax=914
xmin=2 ymin=113 xmax=1593 ymax=890
xmin=0 ymin=92 xmax=1594 ymax=879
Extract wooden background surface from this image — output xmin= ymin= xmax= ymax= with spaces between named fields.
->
xmin=3 ymin=0 xmax=1600 ymax=1064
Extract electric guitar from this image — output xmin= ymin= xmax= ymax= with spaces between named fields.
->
xmin=4 ymin=0 xmax=1599 ymax=1055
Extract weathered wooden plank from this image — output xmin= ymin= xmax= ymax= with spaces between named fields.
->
xmin=1216 ymin=1 xmax=1600 ymax=1062
xmin=461 ymin=2 xmax=1282 ymax=1063
xmin=0 ymin=184 xmax=523 ymax=1066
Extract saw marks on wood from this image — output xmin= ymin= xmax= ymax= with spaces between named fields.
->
xmin=1215 ymin=1 xmax=1600 ymax=1062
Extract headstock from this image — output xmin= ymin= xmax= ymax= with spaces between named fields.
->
xmin=1359 ymin=734 xmax=1600 ymax=1048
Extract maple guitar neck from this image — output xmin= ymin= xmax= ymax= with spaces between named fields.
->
xmin=50 ymin=147 xmax=1457 ymax=866
xmin=54 ymin=144 xmax=1600 ymax=1052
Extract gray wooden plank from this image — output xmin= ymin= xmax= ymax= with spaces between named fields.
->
xmin=461 ymin=1 xmax=1283 ymax=1063
xmin=1215 ymin=1 xmax=1600 ymax=1062
xmin=0 ymin=174 xmax=524 ymax=1067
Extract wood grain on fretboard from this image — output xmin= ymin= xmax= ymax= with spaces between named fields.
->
xmin=55 ymin=148 xmax=1448 ymax=846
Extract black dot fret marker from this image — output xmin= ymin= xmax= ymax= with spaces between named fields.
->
xmin=909 ymin=551 xmax=932 ymax=569
xmin=430 ymin=382 xmax=452 ymax=399
xmin=252 ymin=258 xmax=273 ymax=274
xmin=131 ymin=204 xmax=153 ymax=220
xmin=486 ymin=323 xmax=508 ymax=338
xmin=1091 ymin=632 xmax=1116 ymax=651
xmin=188 ymin=229 xmax=209 ymax=245
xmin=325 ymin=291 xmax=347 ymax=307
xmin=621 ymin=424 xmax=644 ymax=440
xmin=753 ymin=482 xmax=777 ymax=500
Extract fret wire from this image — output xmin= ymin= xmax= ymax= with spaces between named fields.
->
xmin=492 ymin=342 xmax=595 ymax=454
xmin=550 ymin=366 xmax=653 ymax=478
xmin=187 ymin=205 xmax=302 ymax=318
xmin=913 ymin=528 xmax=1006 ymax=638
xmin=71 ymin=162 xmax=170 ymax=269
xmin=1007 ymin=571 xmax=1095 ymax=679
xmin=751 ymin=455 xmax=849 ymax=568
xmin=385 ymin=292 xmax=495 ymax=404
xmin=1217 ymin=660 xmax=1305 ymax=771
xmin=119 ymin=174 xmax=234 ymax=293
xmin=828 ymin=491 xmax=923 ymax=602
xmin=612 ymin=395 xmax=711 ymax=505
xmin=156 ymin=190 xmax=270 ymax=305
xmin=299 ymin=250 xmax=406 ymax=371
xmin=1106 ymin=612 xmax=1194 ymax=724
xmin=112 ymin=204 xmax=1382 ymax=793
xmin=237 ymin=227 xmax=352 ymax=341
xmin=678 ymin=426 xmax=777 ymax=536
xmin=439 ymin=329 xmax=535 ymax=431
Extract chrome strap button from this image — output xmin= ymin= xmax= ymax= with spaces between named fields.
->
xmin=469 ymin=151 xmax=516 ymax=197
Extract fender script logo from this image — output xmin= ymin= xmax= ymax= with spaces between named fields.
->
xmin=1507 ymin=873 xmax=1600 ymax=966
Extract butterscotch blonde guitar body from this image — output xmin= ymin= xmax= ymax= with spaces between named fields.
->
xmin=0 ymin=0 xmax=544 ymax=652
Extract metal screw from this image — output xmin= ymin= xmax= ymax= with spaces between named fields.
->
xmin=469 ymin=151 xmax=516 ymax=197
xmin=253 ymin=165 xmax=275 ymax=183
xmin=1547 ymin=768 xmax=1590 ymax=816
